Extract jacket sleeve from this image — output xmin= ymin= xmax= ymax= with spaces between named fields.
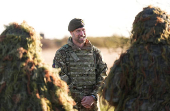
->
xmin=91 ymin=48 xmax=108 ymax=100
xmin=52 ymin=50 xmax=70 ymax=84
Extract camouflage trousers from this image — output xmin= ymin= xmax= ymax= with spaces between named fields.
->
xmin=70 ymin=88 xmax=99 ymax=111
xmin=73 ymin=101 xmax=98 ymax=111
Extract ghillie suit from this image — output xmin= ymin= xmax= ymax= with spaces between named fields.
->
xmin=99 ymin=6 xmax=170 ymax=111
xmin=0 ymin=21 xmax=76 ymax=111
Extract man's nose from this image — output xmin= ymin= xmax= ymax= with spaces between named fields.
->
xmin=80 ymin=31 xmax=85 ymax=36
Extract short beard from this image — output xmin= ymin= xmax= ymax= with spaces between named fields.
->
xmin=72 ymin=33 xmax=86 ymax=44
xmin=77 ymin=35 xmax=86 ymax=44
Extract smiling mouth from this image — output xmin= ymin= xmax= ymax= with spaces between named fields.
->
xmin=79 ymin=36 xmax=85 ymax=39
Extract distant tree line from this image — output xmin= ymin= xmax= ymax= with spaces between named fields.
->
xmin=40 ymin=35 xmax=130 ymax=50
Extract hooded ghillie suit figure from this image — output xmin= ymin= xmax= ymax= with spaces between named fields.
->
xmin=98 ymin=6 xmax=170 ymax=111
xmin=0 ymin=21 xmax=76 ymax=111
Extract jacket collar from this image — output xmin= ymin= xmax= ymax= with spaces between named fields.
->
xmin=67 ymin=37 xmax=93 ymax=51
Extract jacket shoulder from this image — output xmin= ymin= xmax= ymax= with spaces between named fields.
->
xmin=54 ymin=44 xmax=71 ymax=57
xmin=56 ymin=44 xmax=71 ymax=53
xmin=92 ymin=46 xmax=101 ymax=54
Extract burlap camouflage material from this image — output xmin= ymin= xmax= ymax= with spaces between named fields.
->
xmin=53 ymin=37 xmax=107 ymax=111
xmin=99 ymin=6 xmax=170 ymax=111
xmin=0 ymin=22 xmax=76 ymax=111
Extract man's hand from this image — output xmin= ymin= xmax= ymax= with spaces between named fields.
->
xmin=81 ymin=96 xmax=95 ymax=108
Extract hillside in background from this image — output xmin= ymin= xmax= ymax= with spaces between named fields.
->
xmin=41 ymin=35 xmax=131 ymax=50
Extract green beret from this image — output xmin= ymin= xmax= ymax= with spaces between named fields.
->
xmin=68 ymin=18 xmax=85 ymax=31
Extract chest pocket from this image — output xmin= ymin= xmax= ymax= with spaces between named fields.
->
xmin=67 ymin=50 xmax=96 ymax=86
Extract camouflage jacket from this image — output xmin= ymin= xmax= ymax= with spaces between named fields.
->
xmin=53 ymin=37 xmax=107 ymax=102
xmin=100 ymin=44 xmax=170 ymax=111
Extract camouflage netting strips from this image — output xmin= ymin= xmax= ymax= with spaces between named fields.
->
xmin=99 ymin=6 xmax=170 ymax=110
xmin=0 ymin=21 xmax=75 ymax=111
xmin=131 ymin=5 xmax=170 ymax=44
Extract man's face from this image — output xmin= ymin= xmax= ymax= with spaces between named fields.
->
xmin=70 ymin=27 xmax=86 ymax=44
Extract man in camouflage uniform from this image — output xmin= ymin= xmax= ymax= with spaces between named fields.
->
xmin=99 ymin=6 xmax=170 ymax=111
xmin=53 ymin=18 xmax=107 ymax=111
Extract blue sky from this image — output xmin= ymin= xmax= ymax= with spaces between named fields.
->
xmin=0 ymin=0 xmax=170 ymax=39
